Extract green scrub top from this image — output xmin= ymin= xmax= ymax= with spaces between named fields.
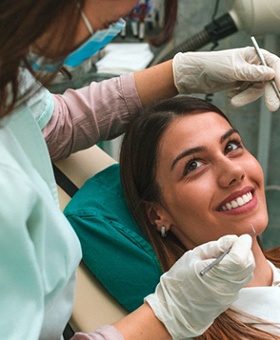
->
xmin=0 ymin=74 xmax=82 ymax=339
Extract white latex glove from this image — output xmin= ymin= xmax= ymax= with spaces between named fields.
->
xmin=173 ymin=47 xmax=280 ymax=111
xmin=145 ymin=234 xmax=254 ymax=339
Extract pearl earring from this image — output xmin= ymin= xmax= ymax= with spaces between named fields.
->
xmin=161 ymin=225 xmax=167 ymax=238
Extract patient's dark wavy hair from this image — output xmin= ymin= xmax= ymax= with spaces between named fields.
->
xmin=0 ymin=0 xmax=177 ymax=118
xmin=120 ymin=96 xmax=280 ymax=339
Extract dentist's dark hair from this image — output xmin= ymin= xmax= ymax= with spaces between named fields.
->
xmin=148 ymin=0 xmax=178 ymax=47
xmin=0 ymin=0 xmax=84 ymax=118
xmin=0 ymin=0 xmax=178 ymax=119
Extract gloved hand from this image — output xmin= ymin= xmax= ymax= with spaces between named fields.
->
xmin=173 ymin=47 xmax=280 ymax=111
xmin=145 ymin=234 xmax=254 ymax=339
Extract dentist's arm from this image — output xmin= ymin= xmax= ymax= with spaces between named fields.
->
xmin=73 ymin=235 xmax=254 ymax=339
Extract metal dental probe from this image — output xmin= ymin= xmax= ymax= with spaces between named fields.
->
xmin=250 ymin=224 xmax=256 ymax=236
xmin=251 ymin=36 xmax=280 ymax=100
xmin=199 ymin=246 xmax=231 ymax=276
xmin=199 ymin=224 xmax=256 ymax=276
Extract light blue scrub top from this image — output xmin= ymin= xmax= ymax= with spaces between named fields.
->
xmin=0 ymin=72 xmax=82 ymax=339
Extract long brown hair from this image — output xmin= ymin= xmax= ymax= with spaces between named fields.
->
xmin=0 ymin=0 xmax=83 ymax=118
xmin=148 ymin=0 xmax=178 ymax=47
xmin=120 ymin=96 xmax=280 ymax=339
xmin=0 ymin=0 xmax=177 ymax=119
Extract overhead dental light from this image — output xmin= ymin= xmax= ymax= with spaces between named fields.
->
xmin=151 ymin=0 xmax=280 ymax=65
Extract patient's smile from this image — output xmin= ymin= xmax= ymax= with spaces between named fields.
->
xmin=220 ymin=191 xmax=253 ymax=211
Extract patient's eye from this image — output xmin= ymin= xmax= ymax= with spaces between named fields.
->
xmin=225 ymin=139 xmax=242 ymax=154
xmin=184 ymin=159 xmax=203 ymax=175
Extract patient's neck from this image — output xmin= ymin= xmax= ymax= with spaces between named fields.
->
xmin=245 ymin=238 xmax=273 ymax=287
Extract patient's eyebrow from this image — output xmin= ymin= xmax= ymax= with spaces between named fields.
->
xmin=170 ymin=128 xmax=238 ymax=171
xmin=170 ymin=146 xmax=205 ymax=171
xmin=220 ymin=128 xmax=238 ymax=143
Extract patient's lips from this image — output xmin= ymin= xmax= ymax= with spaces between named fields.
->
xmin=217 ymin=186 xmax=256 ymax=213
xmin=221 ymin=191 xmax=253 ymax=211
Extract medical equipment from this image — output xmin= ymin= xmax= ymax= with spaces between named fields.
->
xmin=251 ymin=36 xmax=280 ymax=100
xmin=200 ymin=247 xmax=232 ymax=276
xmin=151 ymin=0 xmax=280 ymax=65
xmin=200 ymin=224 xmax=257 ymax=277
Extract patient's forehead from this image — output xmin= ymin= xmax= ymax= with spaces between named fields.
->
xmin=159 ymin=111 xmax=230 ymax=146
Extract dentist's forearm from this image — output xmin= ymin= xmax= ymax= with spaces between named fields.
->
xmin=113 ymin=303 xmax=171 ymax=340
xmin=134 ymin=60 xmax=178 ymax=107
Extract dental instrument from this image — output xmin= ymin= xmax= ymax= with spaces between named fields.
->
xmin=250 ymin=223 xmax=256 ymax=236
xmin=199 ymin=246 xmax=231 ymax=276
xmin=200 ymin=224 xmax=256 ymax=276
xmin=251 ymin=36 xmax=280 ymax=100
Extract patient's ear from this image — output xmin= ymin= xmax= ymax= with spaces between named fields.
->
xmin=145 ymin=202 xmax=171 ymax=232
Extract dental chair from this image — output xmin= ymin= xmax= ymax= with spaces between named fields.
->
xmin=54 ymin=145 xmax=128 ymax=334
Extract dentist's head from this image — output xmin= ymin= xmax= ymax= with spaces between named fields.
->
xmin=0 ymin=0 xmax=177 ymax=117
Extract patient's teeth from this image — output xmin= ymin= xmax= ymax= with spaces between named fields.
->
xmin=226 ymin=203 xmax=232 ymax=210
xmin=237 ymin=197 xmax=245 ymax=206
xmin=221 ymin=192 xmax=253 ymax=211
xmin=231 ymin=200 xmax=238 ymax=208
xmin=243 ymin=194 xmax=249 ymax=203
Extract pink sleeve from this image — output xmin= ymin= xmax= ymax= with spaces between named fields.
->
xmin=43 ymin=73 xmax=143 ymax=161
xmin=71 ymin=325 xmax=124 ymax=340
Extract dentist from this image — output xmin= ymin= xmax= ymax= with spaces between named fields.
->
xmin=1 ymin=0 xmax=280 ymax=339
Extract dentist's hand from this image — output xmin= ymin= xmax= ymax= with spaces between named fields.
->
xmin=145 ymin=234 xmax=254 ymax=339
xmin=173 ymin=47 xmax=280 ymax=111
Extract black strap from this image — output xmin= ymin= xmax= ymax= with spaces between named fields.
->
xmin=52 ymin=163 xmax=79 ymax=198
xmin=52 ymin=163 xmax=78 ymax=338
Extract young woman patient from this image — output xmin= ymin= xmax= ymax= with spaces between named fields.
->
xmin=119 ymin=96 xmax=280 ymax=339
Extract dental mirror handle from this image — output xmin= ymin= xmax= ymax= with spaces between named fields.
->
xmin=251 ymin=36 xmax=280 ymax=100
xmin=199 ymin=247 xmax=231 ymax=276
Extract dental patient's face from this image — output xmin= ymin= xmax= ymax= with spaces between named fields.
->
xmin=155 ymin=111 xmax=268 ymax=250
